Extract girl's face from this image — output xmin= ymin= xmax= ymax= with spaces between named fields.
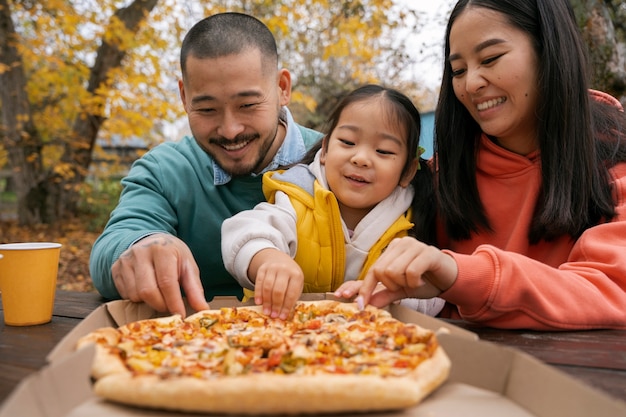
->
xmin=449 ymin=7 xmax=539 ymax=155
xmin=320 ymin=98 xmax=417 ymax=224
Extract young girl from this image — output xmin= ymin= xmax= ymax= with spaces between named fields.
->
xmin=221 ymin=84 xmax=442 ymax=320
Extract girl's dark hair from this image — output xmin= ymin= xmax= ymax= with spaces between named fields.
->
xmin=300 ymin=84 xmax=437 ymax=244
xmin=435 ymin=0 xmax=626 ymax=243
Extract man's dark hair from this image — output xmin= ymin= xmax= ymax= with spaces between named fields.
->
xmin=180 ymin=12 xmax=278 ymax=78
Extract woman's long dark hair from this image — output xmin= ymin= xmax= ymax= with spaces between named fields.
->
xmin=435 ymin=0 xmax=626 ymax=243
xmin=299 ymin=84 xmax=437 ymax=244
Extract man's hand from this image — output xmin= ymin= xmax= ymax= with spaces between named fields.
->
xmin=111 ymin=233 xmax=209 ymax=317
xmin=248 ymin=249 xmax=304 ymax=320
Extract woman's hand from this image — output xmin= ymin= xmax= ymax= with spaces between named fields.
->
xmin=357 ymin=237 xmax=458 ymax=308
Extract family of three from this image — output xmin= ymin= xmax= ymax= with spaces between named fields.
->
xmin=90 ymin=0 xmax=626 ymax=331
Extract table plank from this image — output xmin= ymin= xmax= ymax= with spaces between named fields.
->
xmin=481 ymin=330 xmax=626 ymax=370
xmin=51 ymin=290 xmax=105 ymax=319
xmin=0 ymin=316 xmax=78 ymax=367
xmin=0 ymin=290 xmax=104 ymax=319
xmin=446 ymin=321 xmax=626 ymax=371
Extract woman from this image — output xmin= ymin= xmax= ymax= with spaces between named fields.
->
xmin=336 ymin=0 xmax=626 ymax=330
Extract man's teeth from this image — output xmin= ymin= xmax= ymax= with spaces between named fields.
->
xmin=222 ymin=141 xmax=249 ymax=151
xmin=477 ymin=97 xmax=506 ymax=111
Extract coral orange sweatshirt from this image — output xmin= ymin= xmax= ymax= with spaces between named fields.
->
xmin=438 ymin=134 xmax=626 ymax=330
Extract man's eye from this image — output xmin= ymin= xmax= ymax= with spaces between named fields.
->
xmin=241 ymin=103 xmax=258 ymax=109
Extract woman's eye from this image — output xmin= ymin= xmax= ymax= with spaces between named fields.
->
xmin=451 ymin=68 xmax=466 ymax=78
xmin=482 ymin=54 xmax=503 ymax=65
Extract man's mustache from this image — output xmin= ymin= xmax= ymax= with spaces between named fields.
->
xmin=209 ymin=133 xmax=259 ymax=146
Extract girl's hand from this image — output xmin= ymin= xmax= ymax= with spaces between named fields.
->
xmin=249 ymin=249 xmax=304 ymax=320
xmin=333 ymin=280 xmax=364 ymax=300
xmin=334 ymin=280 xmax=387 ymax=301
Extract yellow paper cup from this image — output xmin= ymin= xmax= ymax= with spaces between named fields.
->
xmin=0 ymin=242 xmax=62 ymax=326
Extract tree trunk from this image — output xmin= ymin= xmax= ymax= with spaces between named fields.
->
xmin=0 ymin=0 xmax=48 ymax=225
xmin=1 ymin=0 xmax=159 ymax=225
xmin=47 ymin=0 xmax=160 ymax=222
xmin=575 ymin=0 xmax=626 ymax=103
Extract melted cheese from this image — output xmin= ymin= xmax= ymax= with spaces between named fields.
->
xmin=104 ymin=303 xmax=437 ymax=380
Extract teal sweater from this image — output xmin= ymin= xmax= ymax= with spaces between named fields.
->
xmin=90 ymin=121 xmax=321 ymax=300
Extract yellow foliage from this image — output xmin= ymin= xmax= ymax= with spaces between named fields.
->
xmin=104 ymin=16 xmax=137 ymax=51
xmin=53 ymin=162 xmax=76 ymax=180
xmin=4 ymin=0 xmax=186 ymax=160
xmin=2 ymin=0 xmax=424 ymax=185
xmin=0 ymin=145 xmax=7 ymax=169
xmin=291 ymin=91 xmax=318 ymax=113
xmin=43 ymin=145 xmax=64 ymax=170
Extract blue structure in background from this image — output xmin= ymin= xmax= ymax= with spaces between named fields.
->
xmin=419 ymin=110 xmax=435 ymax=159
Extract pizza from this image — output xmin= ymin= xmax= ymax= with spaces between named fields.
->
xmin=76 ymin=300 xmax=451 ymax=414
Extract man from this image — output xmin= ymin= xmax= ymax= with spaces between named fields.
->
xmin=89 ymin=12 xmax=322 ymax=317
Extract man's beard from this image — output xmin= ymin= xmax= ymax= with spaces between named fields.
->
xmin=208 ymin=124 xmax=279 ymax=177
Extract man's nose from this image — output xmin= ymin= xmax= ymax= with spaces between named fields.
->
xmin=216 ymin=110 xmax=245 ymax=139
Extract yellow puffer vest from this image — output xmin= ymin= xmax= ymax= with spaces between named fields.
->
xmin=261 ymin=166 xmax=414 ymax=293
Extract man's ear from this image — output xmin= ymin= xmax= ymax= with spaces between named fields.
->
xmin=277 ymin=69 xmax=292 ymax=106
xmin=178 ymin=79 xmax=188 ymax=112
xmin=399 ymin=158 xmax=419 ymax=188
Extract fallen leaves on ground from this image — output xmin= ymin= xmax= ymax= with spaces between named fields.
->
xmin=0 ymin=219 xmax=99 ymax=292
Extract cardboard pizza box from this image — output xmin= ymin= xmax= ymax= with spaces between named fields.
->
xmin=2 ymin=297 xmax=626 ymax=417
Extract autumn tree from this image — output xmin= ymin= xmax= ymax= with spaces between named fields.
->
xmin=0 ymin=0 xmax=185 ymax=225
xmin=0 ymin=0 xmax=426 ymax=226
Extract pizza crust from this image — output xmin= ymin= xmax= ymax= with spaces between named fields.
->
xmin=93 ymin=347 xmax=450 ymax=414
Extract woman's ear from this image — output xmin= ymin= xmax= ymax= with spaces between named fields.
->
xmin=399 ymin=158 xmax=419 ymax=187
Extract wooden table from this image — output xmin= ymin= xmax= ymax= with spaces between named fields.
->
xmin=0 ymin=290 xmax=105 ymax=403
xmin=1 ymin=290 xmax=625 ymax=405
